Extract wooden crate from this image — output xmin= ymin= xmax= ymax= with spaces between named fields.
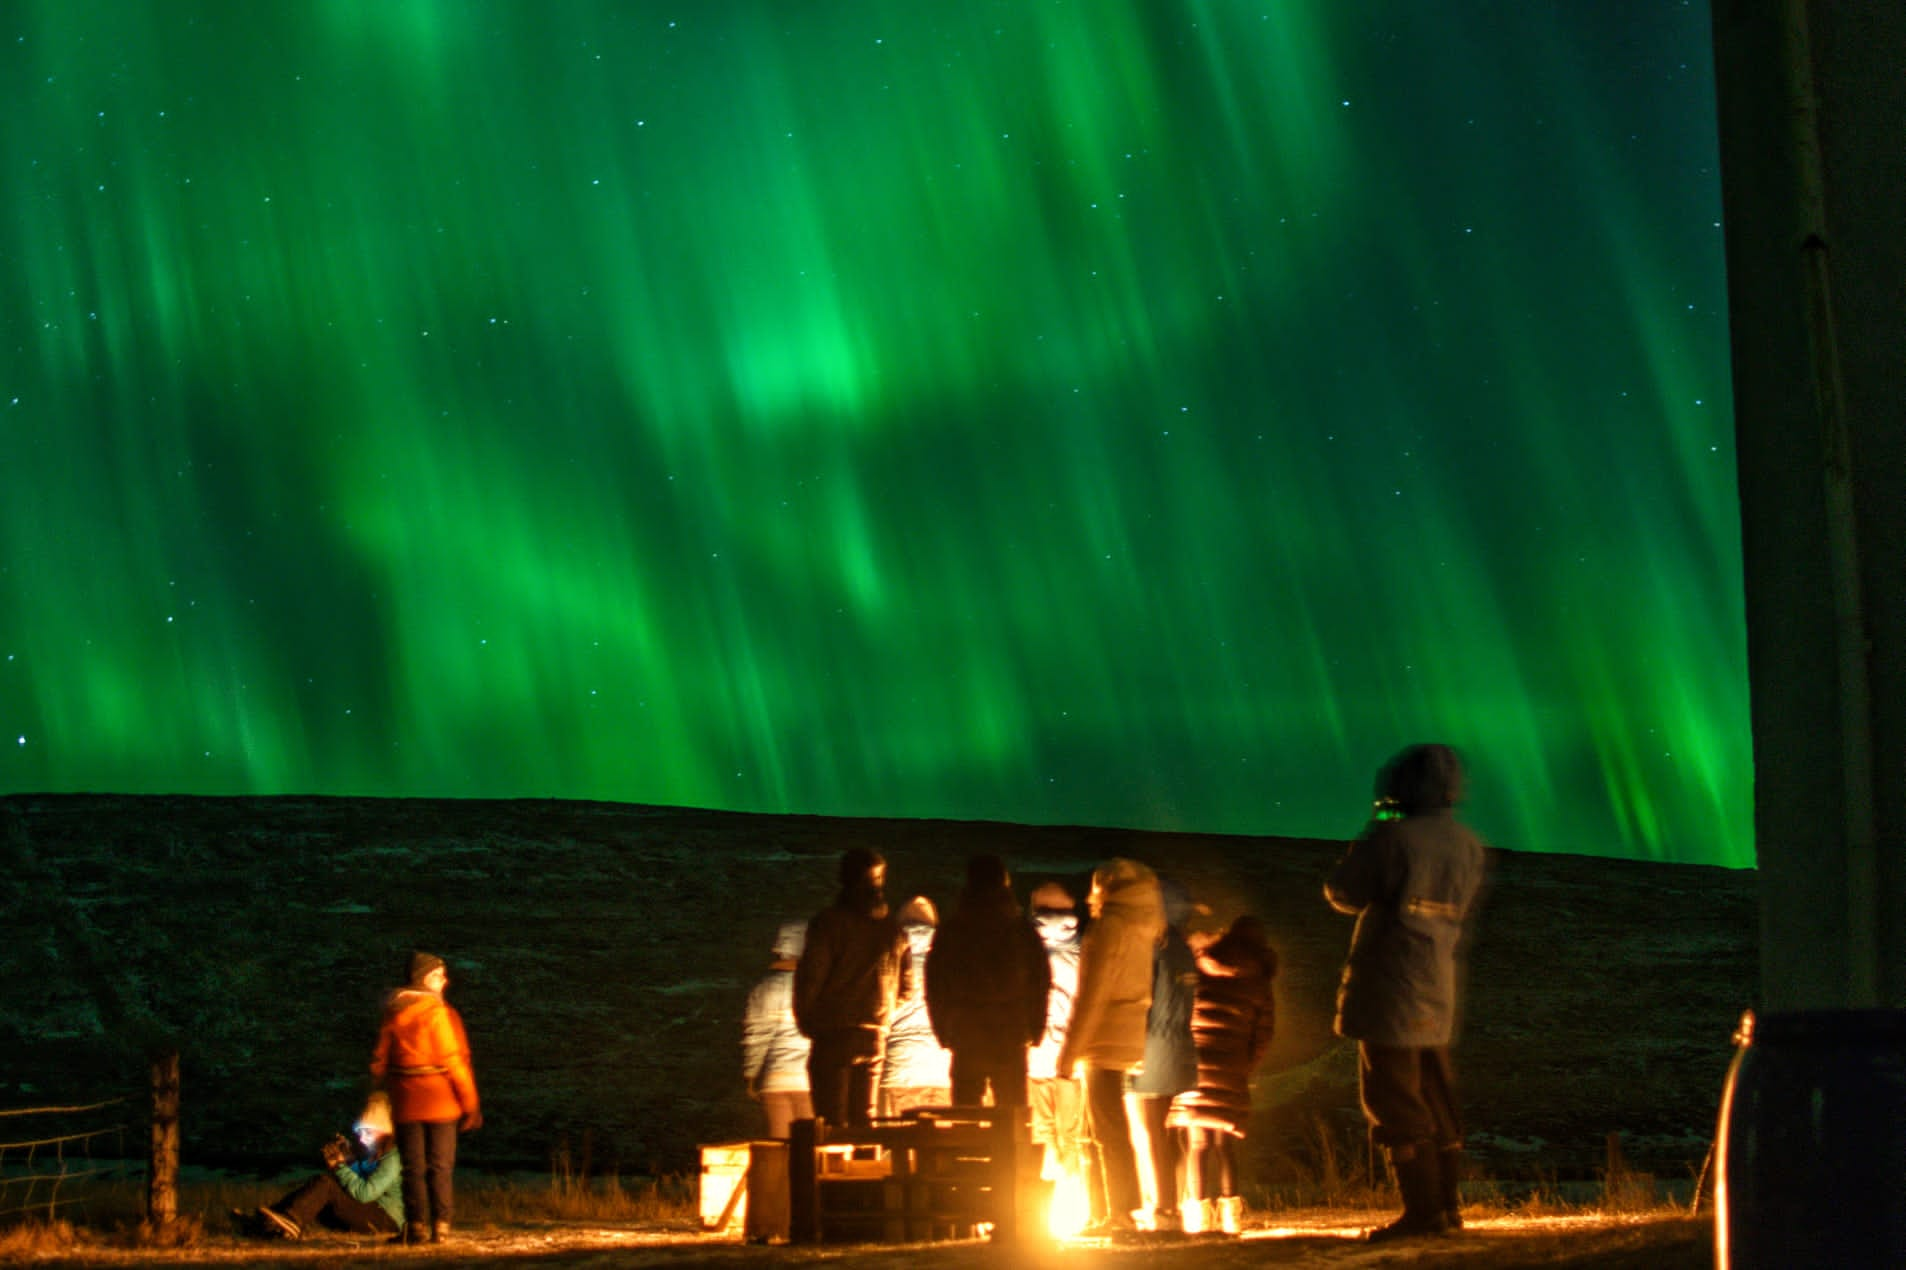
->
xmin=788 ymin=1107 xmax=1040 ymax=1245
xmin=698 ymin=1139 xmax=792 ymax=1242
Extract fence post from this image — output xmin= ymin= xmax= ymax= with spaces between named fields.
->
xmin=147 ymin=1050 xmax=180 ymax=1229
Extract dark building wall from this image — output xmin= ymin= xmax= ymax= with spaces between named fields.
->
xmin=1711 ymin=2 xmax=1906 ymax=1007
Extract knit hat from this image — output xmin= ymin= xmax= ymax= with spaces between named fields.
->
xmin=356 ymin=1091 xmax=394 ymax=1139
xmin=1029 ymin=880 xmax=1077 ymax=913
xmin=772 ymin=920 xmax=808 ymax=960
xmin=407 ymin=950 xmax=446 ymax=986
xmin=895 ymin=895 xmax=938 ymax=928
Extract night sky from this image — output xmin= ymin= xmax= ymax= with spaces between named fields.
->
xmin=0 ymin=2 xmax=1748 ymax=865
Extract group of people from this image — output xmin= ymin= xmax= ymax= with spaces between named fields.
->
xmin=240 ymin=742 xmax=1481 ymax=1247
xmin=740 ymin=742 xmax=1485 ymax=1243
xmin=242 ymin=951 xmax=483 ymax=1246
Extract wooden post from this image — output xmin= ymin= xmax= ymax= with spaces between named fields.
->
xmin=788 ymin=1118 xmax=820 ymax=1245
xmin=147 ymin=1050 xmax=180 ymax=1229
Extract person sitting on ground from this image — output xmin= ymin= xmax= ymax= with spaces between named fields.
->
xmin=244 ymin=1092 xmax=403 ymax=1240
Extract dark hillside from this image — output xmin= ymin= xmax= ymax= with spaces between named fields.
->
xmin=0 ymin=795 xmax=1754 ymax=1184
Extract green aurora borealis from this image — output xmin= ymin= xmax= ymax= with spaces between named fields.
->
xmin=1 ymin=2 xmax=1749 ymax=865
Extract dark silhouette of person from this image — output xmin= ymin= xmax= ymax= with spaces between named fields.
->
xmin=793 ymin=848 xmax=909 ymax=1129
xmin=924 ymin=854 xmax=1050 ymax=1109
xmin=1326 ymin=744 xmax=1488 ymax=1242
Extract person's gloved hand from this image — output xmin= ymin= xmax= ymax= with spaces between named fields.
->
xmin=460 ymin=1109 xmax=484 ymax=1132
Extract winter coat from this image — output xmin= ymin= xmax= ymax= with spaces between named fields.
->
xmin=1027 ymin=907 xmax=1082 ymax=1081
xmin=794 ymin=886 xmax=909 ymax=1050
xmin=741 ymin=965 xmax=811 ymax=1094
xmin=1170 ymin=923 xmax=1277 ymax=1135
xmin=1326 ymin=808 xmax=1487 ymax=1048
xmin=1056 ymin=859 xmax=1165 ymax=1072
xmin=883 ymin=921 xmax=951 ymax=1089
xmin=370 ymin=989 xmax=480 ymax=1125
xmin=1131 ymin=927 xmax=1199 ymax=1095
xmin=926 ymin=885 xmax=1051 ymax=1063
xmin=334 ymin=1147 xmax=404 ymax=1227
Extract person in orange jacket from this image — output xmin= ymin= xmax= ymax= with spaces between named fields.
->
xmin=371 ymin=951 xmax=481 ymax=1245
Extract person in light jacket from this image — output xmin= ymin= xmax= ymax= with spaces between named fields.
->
xmin=371 ymin=951 xmax=481 ymax=1246
xmin=881 ymin=896 xmax=952 ymax=1116
xmin=1027 ymin=880 xmax=1087 ymax=1188
xmin=1055 ymin=858 xmax=1165 ymax=1237
xmin=1326 ymin=743 xmax=1488 ymax=1242
xmin=741 ymin=920 xmax=814 ymax=1137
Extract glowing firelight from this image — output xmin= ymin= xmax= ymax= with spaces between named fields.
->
xmin=1047 ymin=1167 xmax=1091 ymax=1238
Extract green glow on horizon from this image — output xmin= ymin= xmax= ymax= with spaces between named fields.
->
xmin=0 ymin=1 xmax=1750 ymax=865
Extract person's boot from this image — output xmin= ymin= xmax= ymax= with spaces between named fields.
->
xmin=1217 ymin=1195 xmax=1245 ymax=1236
xmin=1440 ymin=1145 xmax=1465 ymax=1230
xmin=1366 ymin=1142 xmax=1450 ymax=1243
xmin=431 ymin=1220 xmax=453 ymax=1244
xmin=391 ymin=1221 xmax=429 ymax=1245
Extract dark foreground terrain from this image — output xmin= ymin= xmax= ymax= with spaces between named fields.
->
xmin=10 ymin=1211 xmax=1712 ymax=1269
xmin=2 ymin=794 xmax=1755 ymax=1191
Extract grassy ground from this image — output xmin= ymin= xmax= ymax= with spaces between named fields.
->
xmin=0 ymin=1168 xmax=1714 ymax=1267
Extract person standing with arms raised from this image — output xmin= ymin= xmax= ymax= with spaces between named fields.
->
xmin=1326 ymin=744 xmax=1488 ymax=1242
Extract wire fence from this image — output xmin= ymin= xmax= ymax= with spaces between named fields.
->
xmin=0 ymin=1098 xmax=134 ymax=1222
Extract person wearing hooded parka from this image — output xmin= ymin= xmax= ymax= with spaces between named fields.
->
xmin=1055 ymin=858 xmax=1165 ymax=1236
xmin=1326 ymin=743 xmax=1488 ymax=1242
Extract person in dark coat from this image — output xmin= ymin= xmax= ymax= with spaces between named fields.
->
xmin=925 ymin=854 xmax=1051 ymax=1108
xmin=1056 ymin=858 xmax=1165 ymax=1237
xmin=794 ymin=848 xmax=910 ymax=1129
xmin=1168 ymin=915 xmax=1277 ymax=1236
xmin=1326 ymin=743 xmax=1488 ymax=1242
xmin=1128 ymin=875 xmax=1200 ymax=1232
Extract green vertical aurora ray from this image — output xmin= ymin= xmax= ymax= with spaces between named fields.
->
xmin=0 ymin=1 xmax=1748 ymax=864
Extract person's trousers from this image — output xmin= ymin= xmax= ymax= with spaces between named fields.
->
xmin=807 ymin=1031 xmax=883 ymax=1129
xmin=1358 ymin=1044 xmax=1461 ymax=1149
xmin=760 ymin=1090 xmax=813 ymax=1139
xmin=1129 ymin=1092 xmax=1181 ymax=1215
xmin=275 ymin=1172 xmax=398 ymax=1234
xmin=1183 ymin=1125 xmax=1240 ymax=1200
xmin=950 ymin=1050 xmax=1028 ymax=1109
xmin=1029 ymin=1076 xmax=1086 ymax=1179
xmin=1081 ymin=1064 xmax=1141 ymax=1220
xmin=395 ymin=1119 xmax=459 ymax=1228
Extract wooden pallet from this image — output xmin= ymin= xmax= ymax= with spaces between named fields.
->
xmin=787 ymin=1106 xmax=1046 ymax=1244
